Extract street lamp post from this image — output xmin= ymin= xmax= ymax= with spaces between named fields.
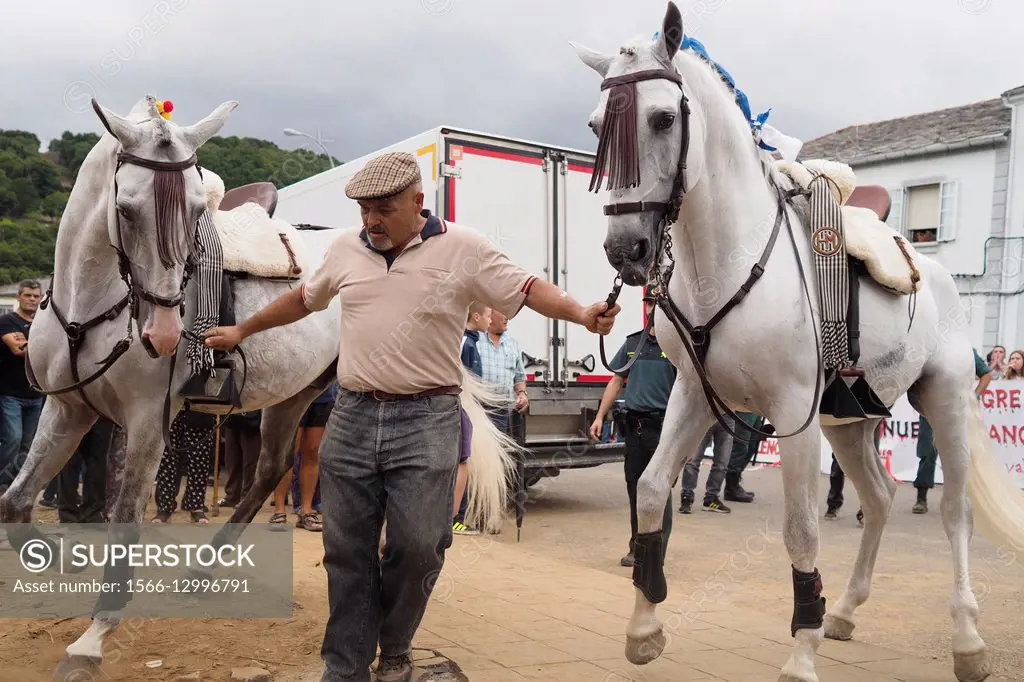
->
xmin=283 ymin=126 xmax=336 ymax=168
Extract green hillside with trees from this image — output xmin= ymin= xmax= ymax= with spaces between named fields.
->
xmin=0 ymin=129 xmax=338 ymax=285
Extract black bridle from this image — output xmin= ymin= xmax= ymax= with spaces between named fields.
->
xmin=26 ymin=149 xmax=246 ymax=455
xmin=592 ymin=60 xmax=825 ymax=443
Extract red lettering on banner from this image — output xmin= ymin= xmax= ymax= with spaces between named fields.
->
xmin=1012 ymin=390 xmax=1022 ymax=410
xmin=997 ymin=389 xmax=1008 ymax=409
xmin=990 ymin=424 xmax=1000 ymax=442
xmin=982 ymin=391 xmax=994 ymax=408
xmin=760 ymin=440 xmax=779 ymax=455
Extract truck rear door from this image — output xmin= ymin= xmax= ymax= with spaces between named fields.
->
xmin=438 ymin=133 xmax=556 ymax=382
xmin=556 ymin=151 xmax=645 ymax=384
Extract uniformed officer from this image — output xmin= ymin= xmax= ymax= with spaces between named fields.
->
xmin=590 ymin=286 xmax=676 ymax=567
xmin=912 ymin=346 xmax=992 ymax=514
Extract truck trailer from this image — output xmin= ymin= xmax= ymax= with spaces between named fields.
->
xmin=274 ymin=125 xmax=647 ymax=490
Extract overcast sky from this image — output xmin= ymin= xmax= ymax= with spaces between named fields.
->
xmin=1 ymin=0 xmax=1020 ymax=162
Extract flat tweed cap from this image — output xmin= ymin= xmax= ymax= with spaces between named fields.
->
xmin=345 ymin=152 xmax=422 ymax=200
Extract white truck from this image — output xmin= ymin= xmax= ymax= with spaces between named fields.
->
xmin=274 ymin=125 xmax=647 ymax=488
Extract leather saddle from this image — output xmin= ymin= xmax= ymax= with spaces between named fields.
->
xmin=219 ymin=182 xmax=278 ymax=217
xmin=845 ymin=185 xmax=891 ymax=222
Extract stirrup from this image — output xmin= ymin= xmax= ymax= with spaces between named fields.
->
xmin=819 ymin=367 xmax=891 ymax=420
xmin=177 ymin=354 xmax=241 ymax=408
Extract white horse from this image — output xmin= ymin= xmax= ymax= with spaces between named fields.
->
xmin=0 ymin=95 xmax=516 ymax=678
xmin=571 ymin=4 xmax=1024 ymax=681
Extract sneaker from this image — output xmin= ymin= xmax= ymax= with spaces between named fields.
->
xmin=453 ymin=520 xmax=479 ymax=535
xmin=912 ymin=500 xmax=927 ymax=514
xmin=702 ymin=497 xmax=731 ymax=513
xmin=824 ymin=506 xmax=839 ymax=520
xmin=679 ymin=498 xmax=693 ymax=514
xmin=376 ymin=653 xmax=413 ymax=682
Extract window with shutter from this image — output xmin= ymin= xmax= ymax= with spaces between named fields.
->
xmin=887 ymin=187 xmax=904 ymax=233
xmin=938 ymin=180 xmax=958 ymax=241
xmin=904 ymin=183 xmax=941 ymax=244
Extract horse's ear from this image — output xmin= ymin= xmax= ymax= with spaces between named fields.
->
xmin=655 ymin=1 xmax=684 ymax=64
xmin=181 ymin=101 xmax=239 ymax=151
xmin=91 ymin=99 xmax=142 ymax=148
xmin=570 ymin=41 xmax=612 ymax=77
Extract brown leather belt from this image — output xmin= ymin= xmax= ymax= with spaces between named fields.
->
xmin=360 ymin=385 xmax=462 ymax=402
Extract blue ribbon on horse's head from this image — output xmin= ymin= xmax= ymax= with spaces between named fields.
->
xmin=653 ymin=31 xmax=776 ymax=152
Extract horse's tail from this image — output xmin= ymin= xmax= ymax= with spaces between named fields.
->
xmin=459 ymin=369 xmax=523 ymax=534
xmin=966 ymin=397 xmax=1024 ymax=555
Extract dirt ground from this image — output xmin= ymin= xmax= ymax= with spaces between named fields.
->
xmin=1 ymin=463 xmax=1022 ymax=681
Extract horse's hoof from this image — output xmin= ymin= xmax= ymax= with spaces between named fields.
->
xmin=778 ymin=673 xmax=819 ymax=682
xmin=625 ymin=628 xmax=665 ymax=665
xmin=823 ymin=613 xmax=855 ymax=641
xmin=53 ymin=653 xmax=102 ymax=682
xmin=953 ymin=649 xmax=991 ymax=682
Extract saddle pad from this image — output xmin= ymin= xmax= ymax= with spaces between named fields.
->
xmin=774 ymin=159 xmax=922 ymax=295
xmin=841 ymin=205 xmax=922 ymax=295
xmin=201 ymin=167 xmax=309 ymax=279
xmin=211 ymin=203 xmax=311 ymax=279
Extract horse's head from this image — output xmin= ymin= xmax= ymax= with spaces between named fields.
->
xmin=90 ymin=96 xmax=237 ymax=357
xmin=571 ymin=1 xmax=697 ymax=287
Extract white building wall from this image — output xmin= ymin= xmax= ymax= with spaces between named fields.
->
xmin=1001 ymin=93 xmax=1024 ymax=350
xmin=849 ymin=147 xmax=1000 ymax=350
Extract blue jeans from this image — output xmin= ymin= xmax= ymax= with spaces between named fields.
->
xmin=0 ymin=395 xmax=44 ymax=488
xmin=681 ymin=418 xmax=734 ymax=503
xmin=318 ymin=389 xmax=462 ymax=682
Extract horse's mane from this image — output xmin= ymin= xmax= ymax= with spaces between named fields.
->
xmin=668 ymin=36 xmax=793 ymax=193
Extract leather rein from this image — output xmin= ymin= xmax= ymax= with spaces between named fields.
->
xmin=25 ymin=150 xmax=246 ymax=455
xmin=593 ymin=63 xmax=825 ymax=443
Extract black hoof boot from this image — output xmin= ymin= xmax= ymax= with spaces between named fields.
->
xmin=631 ymin=532 xmax=667 ymax=603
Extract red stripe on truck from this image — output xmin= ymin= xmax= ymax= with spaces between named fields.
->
xmin=462 ymin=146 xmax=544 ymax=165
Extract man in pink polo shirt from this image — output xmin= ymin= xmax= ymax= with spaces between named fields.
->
xmin=205 ymin=151 xmax=620 ymax=682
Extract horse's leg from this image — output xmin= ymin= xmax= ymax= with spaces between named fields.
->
xmin=0 ymin=398 xmax=96 ymax=522
xmin=912 ymin=376 xmax=991 ymax=682
xmin=61 ymin=404 xmax=168 ymax=674
xmin=208 ymin=386 xmax=321 ymax=552
xmin=820 ymin=419 xmax=897 ymax=641
xmin=775 ymin=414 xmax=827 ymax=682
xmin=626 ymin=376 xmax=712 ymax=665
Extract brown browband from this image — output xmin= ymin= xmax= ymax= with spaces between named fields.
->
xmin=363 ymin=385 xmax=462 ymax=402
xmin=601 ymin=68 xmax=683 ymax=90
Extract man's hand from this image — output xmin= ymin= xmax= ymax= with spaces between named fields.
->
xmin=1 ymin=331 xmax=27 ymax=356
xmin=204 ymin=325 xmax=246 ymax=351
xmin=589 ymin=417 xmax=604 ymax=441
xmin=579 ymin=301 xmax=621 ymax=335
xmin=515 ymin=391 xmax=529 ymax=413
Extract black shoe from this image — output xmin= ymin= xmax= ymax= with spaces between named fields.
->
xmin=724 ymin=473 xmax=755 ymax=502
xmin=702 ymin=496 xmax=731 ymax=513
xmin=856 ymin=508 xmax=864 ymax=527
xmin=39 ymin=497 xmax=57 ymax=509
xmin=679 ymin=497 xmax=693 ymax=514
xmin=913 ymin=488 xmax=928 ymax=514
xmin=376 ymin=653 xmax=413 ymax=682
xmin=824 ymin=506 xmax=839 ymax=520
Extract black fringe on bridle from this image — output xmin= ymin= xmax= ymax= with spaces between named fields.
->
xmin=590 ymin=81 xmax=640 ymax=193
xmin=153 ymin=167 xmax=195 ymax=269
xmin=589 ymin=68 xmax=684 ymax=195
xmin=116 ymin=151 xmax=200 ymax=270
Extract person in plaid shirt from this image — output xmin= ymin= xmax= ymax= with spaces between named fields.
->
xmin=477 ymin=309 xmax=528 ymax=433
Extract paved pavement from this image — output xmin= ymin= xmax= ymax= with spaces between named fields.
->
xmin=373 ymin=534 xmax=1015 ymax=681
